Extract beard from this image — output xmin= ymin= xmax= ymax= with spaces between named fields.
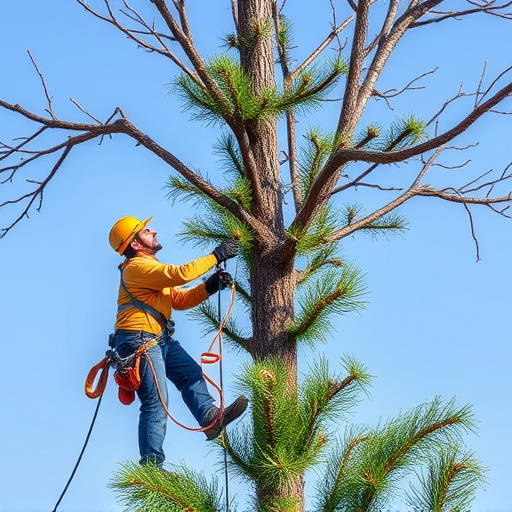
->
xmin=137 ymin=237 xmax=163 ymax=255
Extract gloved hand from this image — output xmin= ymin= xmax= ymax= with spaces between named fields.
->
xmin=212 ymin=239 xmax=239 ymax=264
xmin=205 ymin=270 xmax=233 ymax=295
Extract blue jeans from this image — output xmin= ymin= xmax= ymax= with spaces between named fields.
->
xmin=115 ymin=330 xmax=215 ymax=465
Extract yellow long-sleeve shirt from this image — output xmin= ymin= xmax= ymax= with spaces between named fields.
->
xmin=115 ymin=252 xmax=218 ymax=334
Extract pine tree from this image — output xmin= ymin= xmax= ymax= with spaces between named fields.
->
xmin=1 ymin=1 xmax=509 ymax=510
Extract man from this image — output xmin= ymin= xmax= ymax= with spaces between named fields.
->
xmin=108 ymin=215 xmax=248 ymax=466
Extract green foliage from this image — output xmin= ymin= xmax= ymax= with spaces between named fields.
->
xmin=380 ymin=114 xmax=426 ymax=152
xmin=354 ymin=124 xmax=381 ymax=149
xmin=175 ymin=54 xmax=264 ymax=124
xmin=174 ymin=54 xmax=346 ymax=126
xmin=296 ymin=244 xmax=343 ymax=285
xmin=225 ymin=176 xmax=254 ymax=212
xmin=352 ymin=116 xmax=425 ymax=152
xmin=213 ymin=132 xmax=245 ymax=177
xmin=222 ymin=356 xmax=370 ymax=490
xmin=165 ymin=175 xmax=208 ymax=207
xmin=277 ymin=58 xmax=348 ymax=114
xmin=407 ymin=446 xmax=487 ymax=512
xmin=288 ymin=205 xmax=338 ymax=255
xmin=340 ymin=204 xmax=408 ymax=237
xmin=301 ymin=356 xmax=372 ymax=430
xmin=110 ymin=460 xmax=220 ymax=512
xmin=298 ymin=128 xmax=346 ymax=197
xmin=190 ymin=298 xmax=251 ymax=352
xmin=316 ymin=426 xmax=370 ymax=512
xmin=167 ymin=175 xmax=254 ymax=251
xmin=290 ymin=263 xmax=367 ymax=345
xmin=315 ymin=397 xmax=477 ymax=512
xmin=276 ymin=15 xmax=294 ymax=65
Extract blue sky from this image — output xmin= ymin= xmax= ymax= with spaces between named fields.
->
xmin=1 ymin=1 xmax=511 ymax=512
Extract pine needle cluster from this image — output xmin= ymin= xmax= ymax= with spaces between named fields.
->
xmin=407 ymin=446 xmax=488 ymax=512
xmin=354 ymin=115 xmax=426 ymax=152
xmin=221 ymin=355 xmax=371 ymax=490
xmin=298 ymin=128 xmax=345 ymax=197
xmin=290 ymin=263 xmax=367 ymax=345
xmin=110 ymin=460 xmax=220 ymax=512
xmin=340 ymin=204 xmax=408 ymax=237
xmin=174 ymin=54 xmax=346 ymax=126
xmin=315 ymin=396 xmax=478 ymax=512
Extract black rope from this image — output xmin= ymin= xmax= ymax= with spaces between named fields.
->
xmin=52 ymin=393 xmax=103 ymax=512
xmin=218 ymin=274 xmax=230 ymax=512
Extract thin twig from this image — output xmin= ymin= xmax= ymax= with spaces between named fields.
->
xmin=70 ymin=98 xmax=103 ymax=124
xmin=288 ymin=14 xmax=354 ymax=81
xmin=476 ymin=64 xmax=512 ymax=106
xmin=27 ymin=50 xmax=57 ymax=120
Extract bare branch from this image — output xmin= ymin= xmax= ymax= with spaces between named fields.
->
xmin=288 ymin=14 xmax=354 ymax=81
xmin=475 ymin=60 xmax=488 ymax=108
xmin=283 ymin=75 xmax=512 ymax=258
xmin=328 ymin=152 xmax=512 ymax=254
xmin=171 ymin=0 xmax=193 ymax=39
xmin=75 ymin=0 xmax=198 ymax=82
xmin=364 ymin=0 xmax=399 ymax=58
xmin=476 ymin=64 xmax=512 ymax=106
xmin=372 ymin=68 xmax=438 ymax=110
xmin=426 ymin=84 xmax=476 ymax=127
xmin=1 ymin=145 xmax=72 ymax=238
xmin=415 ymin=186 xmax=512 ymax=205
xmin=339 ymin=80 xmax=512 ymax=167
xmin=353 ymin=0 xmax=445 ymax=135
xmin=324 ymin=149 xmax=442 ymax=242
xmin=410 ymin=0 xmax=512 ymax=27
xmin=0 ymin=98 xmax=273 ymax=241
xmin=337 ymin=0 xmax=372 ymax=136
xmin=331 ymin=162 xmax=381 ymax=195
xmin=231 ymin=0 xmax=238 ymax=28
xmin=27 ymin=50 xmax=57 ymax=120
xmin=0 ymin=127 xmax=48 ymax=162
xmin=70 ymin=98 xmax=103 ymax=124
xmin=353 ymin=182 xmax=404 ymax=191
xmin=345 ymin=0 xmax=358 ymax=13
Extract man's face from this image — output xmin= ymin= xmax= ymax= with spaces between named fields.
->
xmin=135 ymin=227 xmax=163 ymax=254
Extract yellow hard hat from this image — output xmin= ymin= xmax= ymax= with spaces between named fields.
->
xmin=109 ymin=216 xmax=153 ymax=255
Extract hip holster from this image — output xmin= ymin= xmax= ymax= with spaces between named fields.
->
xmin=113 ymin=352 xmax=142 ymax=405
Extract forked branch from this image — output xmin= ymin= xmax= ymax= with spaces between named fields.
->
xmin=0 ymin=97 xmax=269 ymax=239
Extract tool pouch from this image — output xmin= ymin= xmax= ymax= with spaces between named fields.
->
xmin=114 ymin=353 xmax=142 ymax=405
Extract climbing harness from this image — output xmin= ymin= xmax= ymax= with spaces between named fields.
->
xmin=85 ymin=338 xmax=159 ymax=404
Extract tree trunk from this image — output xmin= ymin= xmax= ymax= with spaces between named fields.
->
xmin=237 ymin=1 xmax=304 ymax=509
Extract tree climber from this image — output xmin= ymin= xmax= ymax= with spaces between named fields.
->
xmin=108 ymin=215 xmax=248 ymax=466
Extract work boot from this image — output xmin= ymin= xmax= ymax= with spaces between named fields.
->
xmin=203 ymin=395 xmax=249 ymax=441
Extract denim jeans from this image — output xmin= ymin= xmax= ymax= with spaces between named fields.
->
xmin=115 ymin=330 xmax=215 ymax=465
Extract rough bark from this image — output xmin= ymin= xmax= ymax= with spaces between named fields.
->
xmin=237 ymin=1 xmax=304 ymax=508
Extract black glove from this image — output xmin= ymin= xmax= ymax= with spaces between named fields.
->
xmin=205 ymin=270 xmax=233 ymax=295
xmin=212 ymin=239 xmax=239 ymax=263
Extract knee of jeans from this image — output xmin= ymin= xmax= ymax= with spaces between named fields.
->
xmin=138 ymin=374 xmax=168 ymax=408
xmin=140 ymin=392 xmax=168 ymax=414
xmin=173 ymin=370 xmax=205 ymax=391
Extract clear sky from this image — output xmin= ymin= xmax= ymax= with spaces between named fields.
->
xmin=0 ymin=2 xmax=511 ymax=512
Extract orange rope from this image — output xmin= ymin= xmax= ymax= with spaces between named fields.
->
xmin=144 ymin=282 xmax=236 ymax=431
xmin=85 ymin=357 xmax=110 ymax=399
